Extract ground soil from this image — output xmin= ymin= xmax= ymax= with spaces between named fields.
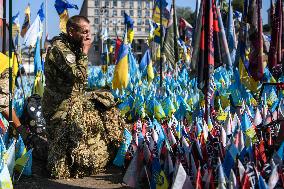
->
xmin=14 ymin=159 xmax=130 ymax=189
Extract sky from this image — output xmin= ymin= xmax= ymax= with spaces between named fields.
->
xmin=11 ymin=0 xmax=270 ymax=39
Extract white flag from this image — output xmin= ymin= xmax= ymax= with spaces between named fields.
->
xmin=171 ymin=163 xmax=193 ymax=189
xmin=24 ymin=15 xmax=43 ymax=47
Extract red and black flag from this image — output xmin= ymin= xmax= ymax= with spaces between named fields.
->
xmin=212 ymin=2 xmax=222 ymax=69
xmin=197 ymin=0 xmax=216 ymax=124
xmin=197 ymin=0 xmax=214 ymax=91
xmin=247 ymin=0 xmax=264 ymax=81
xmin=268 ymin=0 xmax=282 ymax=71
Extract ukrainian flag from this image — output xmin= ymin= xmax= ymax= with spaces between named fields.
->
xmin=152 ymin=0 xmax=171 ymax=27
xmin=140 ymin=49 xmax=154 ymax=82
xmin=151 ymin=157 xmax=169 ymax=189
xmin=33 ymin=71 xmax=45 ymax=97
xmin=54 ymin=0 xmax=78 ymax=33
xmin=124 ymin=12 xmax=134 ymax=44
xmin=14 ymin=149 xmax=33 ymax=176
xmin=112 ymin=39 xmax=129 ymax=90
xmin=20 ymin=4 xmax=30 ymax=38
xmin=239 ymin=56 xmax=259 ymax=93
xmin=153 ymin=23 xmax=164 ymax=44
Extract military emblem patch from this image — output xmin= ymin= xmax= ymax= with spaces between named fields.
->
xmin=66 ymin=54 xmax=76 ymax=64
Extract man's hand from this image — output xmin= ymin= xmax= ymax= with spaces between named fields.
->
xmin=82 ymin=38 xmax=92 ymax=55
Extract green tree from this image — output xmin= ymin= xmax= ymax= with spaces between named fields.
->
xmin=263 ymin=24 xmax=270 ymax=33
xmin=176 ymin=6 xmax=195 ymax=25
xmin=232 ymin=0 xmax=244 ymax=12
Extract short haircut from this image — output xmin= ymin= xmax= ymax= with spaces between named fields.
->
xmin=66 ymin=15 xmax=90 ymax=33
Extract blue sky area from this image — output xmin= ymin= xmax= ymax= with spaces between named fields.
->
xmin=11 ymin=0 xmax=270 ymax=39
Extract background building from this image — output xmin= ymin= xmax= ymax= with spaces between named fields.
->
xmin=80 ymin=0 xmax=154 ymax=65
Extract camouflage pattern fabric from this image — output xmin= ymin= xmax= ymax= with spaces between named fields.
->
xmin=43 ymin=33 xmax=130 ymax=178
xmin=0 ymin=69 xmax=9 ymax=112
xmin=42 ymin=33 xmax=88 ymax=121
xmin=47 ymin=92 xmax=130 ymax=178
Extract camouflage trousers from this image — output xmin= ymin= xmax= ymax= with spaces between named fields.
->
xmin=46 ymin=92 xmax=129 ymax=179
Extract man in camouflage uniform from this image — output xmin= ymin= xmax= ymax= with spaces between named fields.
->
xmin=42 ymin=15 xmax=92 ymax=178
xmin=43 ymin=15 xmax=129 ymax=179
xmin=42 ymin=16 xmax=90 ymax=123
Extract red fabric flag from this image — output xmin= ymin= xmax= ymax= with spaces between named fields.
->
xmin=258 ymin=139 xmax=267 ymax=163
xmin=268 ymin=0 xmax=282 ymax=71
xmin=241 ymin=173 xmax=251 ymax=189
xmin=248 ymin=0 xmax=264 ymax=80
xmin=114 ymin=37 xmax=122 ymax=63
xmin=0 ymin=118 xmax=6 ymax=133
xmin=254 ymin=139 xmax=267 ymax=169
xmin=195 ymin=166 xmax=203 ymax=189
xmin=142 ymin=122 xmax=147 ymax=137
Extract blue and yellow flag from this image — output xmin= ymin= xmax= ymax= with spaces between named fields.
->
xmin=239 ymin=57 xmax=259 ymax=93
xmin=34 ymin=37 xmax=42 ymax=74
xmin=0 ymin=163 xmax=13 ymax=189
xmin=55 ymin=0 xmax=78 ymax=33
xmin=153 ymin=99 xmax=166 ymax=120
xmin=140 ymin=49 xmax=154 ymax=82
xmin=14 ymin=149 xmax=33 ymax=176
xmin=112 ymin=40 xmax=129 ymax=89
xmin=33 ymin=71 xmax=45 ymax=97
xmin=153 ymin=22 xmax=165 ymax=44
xmin=15 ymin=135 xmax=27 ymax=160
xmin=152 ymin=0 xmax=171 ymax=27
xmin=124 ymin=12 xmax=134 ymax=43
xmin=113 ymin=129 xmax=132 ymax=167
xmin=151 ymin=157 xmax=169 ymax=189
xmin=21 ymin=4 xmax=30 ymax=38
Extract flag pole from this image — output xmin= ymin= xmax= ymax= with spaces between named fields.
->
xmin=45 ymin=0 xmax=48 ymax=38
xmin=159 ymin=0 xmax=163 ymax=87
xmin=9 ymin=0 xmax=13 ymax=127
xmin=2 ymin=0 xmax=6 ymax=53
xmin=28 ymin=47 xmax=31 ymax=81
xmin=172 ymin=0 xmax=179 ymax=71
xmin=204 ymin=0 xmax=210 ymax=125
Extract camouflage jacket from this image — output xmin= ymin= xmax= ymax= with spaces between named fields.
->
xmin=42 ymin=33 xmax=88 ymax=120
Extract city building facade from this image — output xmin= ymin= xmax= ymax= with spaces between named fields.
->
xmin=80 ymin=0 xmax=154 ymax=65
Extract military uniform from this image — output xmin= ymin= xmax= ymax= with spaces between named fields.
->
xmin=43 ymin=33 xmax=130 ymax=179
xmin=0 ymin=69 xmax=10 ymax=113
xmin=42 ymin=33 xmax=88 ymax=123
xmin=42 ymin=33 xmax=90 ymax=178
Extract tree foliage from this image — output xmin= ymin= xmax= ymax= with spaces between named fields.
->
xmin=232 ymin=0 xmax=244 ymax=12
xmin=176 ymin=6 xmax=195 ymax=25
xmin=263 ymin=24 xmax=270 ymax=32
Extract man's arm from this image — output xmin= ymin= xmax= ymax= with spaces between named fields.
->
xmin=49 ymin=44 xmax=88 ymax=83
xmin=1 ymin=108 xmax=21 ymax=128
